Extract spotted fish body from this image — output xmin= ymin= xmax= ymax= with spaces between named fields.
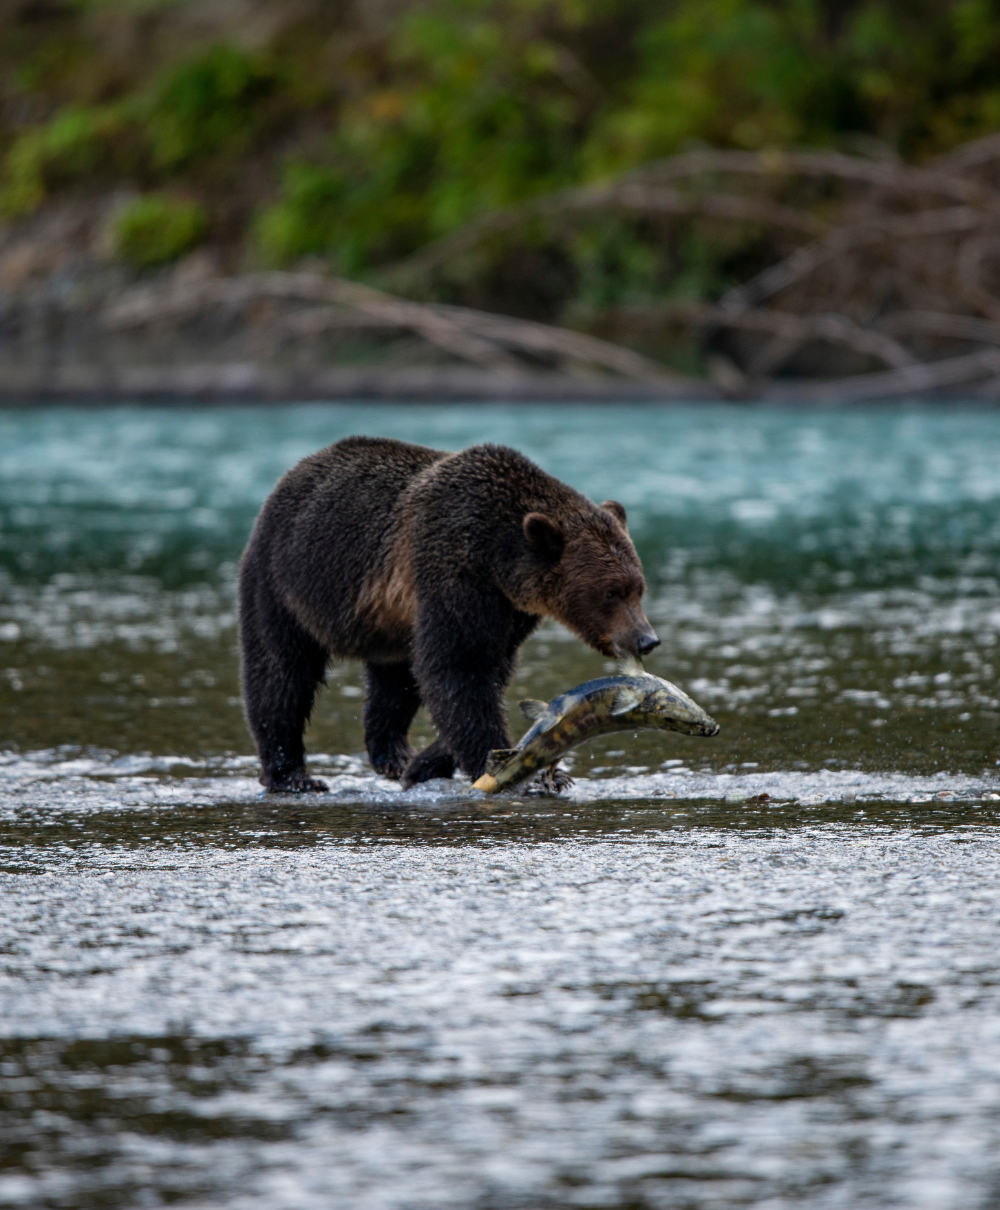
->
xmin=471 ymin=665 xmax=719 ymax=793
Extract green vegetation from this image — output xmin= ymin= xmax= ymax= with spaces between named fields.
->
xmin=113 ymin=194 xmax=207 ymax=268
xmin=3 ymin=0 xmax=1000 ymax=294
xmin=1 ymin=105 xmax=124 ymax=217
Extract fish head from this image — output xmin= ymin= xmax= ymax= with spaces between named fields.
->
xmin=612 ymin=677 xmax=720 ymax=737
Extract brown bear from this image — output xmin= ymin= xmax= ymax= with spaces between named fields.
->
xmin=238 ymin=437 xmax=659 ymax=792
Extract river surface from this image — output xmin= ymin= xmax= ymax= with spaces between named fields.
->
xmin=2 ymin=403 xmax=1000 ymax=1208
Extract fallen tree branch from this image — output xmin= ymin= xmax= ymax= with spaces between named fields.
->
xmin=956 ymin=236 xmax=1000 ymax=320
xmin=934 ymin=132 xmax=1000 ymax=174
xmin=106 ymin=272 xmax=531 ymax=374
xmin=103 ymin=271 xmax=686 ymax=384
xmin=718 ymin=207 xmax=986 ymax=313
xmin=430 ymin=302 xmax=682 ymax=382
xmin=877 ymin=310 xmax=1000 ymax=344
xmin=585 ymin=301 xmax=920 ymax=371
xmin=277 ymin=307 xmax=401 ymax=336
xmin=769 ymin=347 xmax=1000 ymax=403
xmin=699 ymin=307 xmax=916 ymax=370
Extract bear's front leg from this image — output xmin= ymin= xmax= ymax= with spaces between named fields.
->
xmin=408 ymin=590 xmax=517 ymax=784
xmin=364 ymin=661 xmax=421 ymax=779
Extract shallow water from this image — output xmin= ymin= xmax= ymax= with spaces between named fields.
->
xmin=2 ymin=403 xmax=1000 ymax=1207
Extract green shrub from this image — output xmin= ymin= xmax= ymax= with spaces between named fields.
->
xmin=587 ymin=0 xmax=1000 ymax=171
xmin=0 ymin=42 xmax=283 ymax=218
xmin=255 ymin=1 xmax=595 ymax=273
xmin=254 ymin=163 xmax=347 ymax=266
xmin=0 ymin=106 xmax=123 ymax=216
xmin=144 ymin=44 xmax=279 ymax=169
xmin=113 ymin=194 xmax=207 ymax=268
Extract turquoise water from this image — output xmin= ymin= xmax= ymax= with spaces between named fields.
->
xmin=4 ymin=403 xmax=1000 ymax=587
xmin=2 ymin=403 xmax=1000 ymax=1209
xmin=2 ymin=402 xmax=999 ymax=782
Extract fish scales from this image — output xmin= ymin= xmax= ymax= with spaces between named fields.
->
xmin=472 ymin=671 xmax=719 ymax=793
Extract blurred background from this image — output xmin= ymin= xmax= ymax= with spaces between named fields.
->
xmin=5 ymin=0 xmax=1000 ymax=395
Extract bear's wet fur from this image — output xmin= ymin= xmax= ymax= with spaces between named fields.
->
xmin=239 ymin=437 xmax=659 ymax=792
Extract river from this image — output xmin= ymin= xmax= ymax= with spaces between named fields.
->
xmin=1 ymin=403 xmax=999 ymax=1208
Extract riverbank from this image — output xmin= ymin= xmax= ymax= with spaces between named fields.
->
xmin=5 ymin=237 xmax=1000 ymax=404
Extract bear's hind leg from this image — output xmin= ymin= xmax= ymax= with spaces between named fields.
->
xmin=364 ymin=661 xmax=422 ymax=780
xmin=240 ymin=566 xmax=329 ymax=793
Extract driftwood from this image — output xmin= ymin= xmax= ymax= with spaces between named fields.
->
xmin=93 ymin=265 xmax=1000 ymax=403
xmin=365 ymin=132 xmax=1000 ymax=400
xmin=104 ymin=271 xmax=686 ymax=385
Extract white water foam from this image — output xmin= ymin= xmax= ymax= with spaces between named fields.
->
xmin=2 ymin=748 xmax=998 ymax=817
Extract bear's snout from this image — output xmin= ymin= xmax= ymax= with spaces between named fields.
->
xmin=636 ymin=631 xmax=661 ymax=656
xmin=607 ymin=600 xmax=660 ymax=659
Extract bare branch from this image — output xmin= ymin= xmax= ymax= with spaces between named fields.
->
xmin=708 ymin=308 xmax=916 ymax=369
xmin=279 ymin=308 xmax=403 ymax=336
xmin=381 ymin=149 xmax=999 ymax=285
xmin=612 ymin=301 xmax=917 ymax=371
xmin=770 ymin=348 xmax=1000 ymax=403
xmin=719 ymin=207 xmax=985 ymax=312
xmin=956 ymin=237 xmax=1000 ymax=321
xmin=430 ymin=303 xmax=684 ymax=382
xmin=877 ymin=310 xmax=1000 ymax=344
xmin=933 ymin=132 xmax=1000 ymax=174
xmin=106 ymin=273 xmax=528 ymax=376
xmin=102 ymin=271 xmax=686 ymax=384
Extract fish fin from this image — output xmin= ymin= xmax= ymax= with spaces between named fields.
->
xmin=610 ymin=686 xmax=644 ymax=716
xmin=617 ymin=654 xmax=645 ymax=677
xmin=485 ymin=748 xmax=518 ymax=776
xmin=518 ymin=699 xmax=549 ymax=721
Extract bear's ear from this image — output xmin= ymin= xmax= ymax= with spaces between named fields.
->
xmin=523 ymin=512 xmax=564 ymax=563
xmin=600 ymin=500 xmax=628 ymax=529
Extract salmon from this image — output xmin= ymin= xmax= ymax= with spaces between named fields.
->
xmin=472 ymin=659 xmax=719 ymax=793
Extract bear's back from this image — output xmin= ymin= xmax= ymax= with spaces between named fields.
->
xmin=245 ymin=436 xmax=594 ymax=661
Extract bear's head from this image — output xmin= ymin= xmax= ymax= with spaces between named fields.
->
xmin=522 ymin=500 xmax=660 ymax=660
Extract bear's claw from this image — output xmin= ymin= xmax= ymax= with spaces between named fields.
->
xmin=534 ymin=765 xmax=573 ymax=795
xmin=400 ymin=738 xmax=458 ymax=788
xmin=261 ymin=770 xmax=328 ymax=794
xmin=369 ymin=744 xmax=417 ymax=781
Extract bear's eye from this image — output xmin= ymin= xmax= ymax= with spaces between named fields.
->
xmin=605 ymin=588 xmax=619 ymax=604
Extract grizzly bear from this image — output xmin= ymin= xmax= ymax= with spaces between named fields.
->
xmin=238 ymin=437 xmax=659 ymax=792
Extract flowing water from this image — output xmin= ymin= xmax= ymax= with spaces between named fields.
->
xmin=2 ymin=403 xmax=1000 ymax=1208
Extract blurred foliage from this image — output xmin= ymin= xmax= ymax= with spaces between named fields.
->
xmin=3 ymin=0 xmax=1000 ymax=319
xmin=0 ymin=40 xmax=296 ymax=216
xmin=143 ymin=44 xmax=284 ymax=171
xmin=0 ymin=104 xmax=124 ymax=216
xmin=113 ymin=193 xmax=207 ymax=267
